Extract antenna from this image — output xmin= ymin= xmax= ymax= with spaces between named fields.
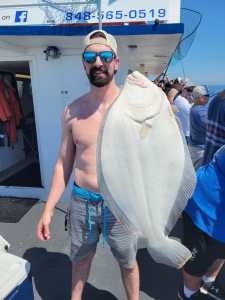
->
xmin=97 ymin=0 xmax=102 ymax=30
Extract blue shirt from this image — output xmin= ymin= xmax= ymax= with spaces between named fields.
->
xmin=203 ymin=93 xmax=225 ymax=164
xmin=185 ymin=161 xmax=225 ymax=243
xmin=189 ymin=104 xmax=207 ymax=147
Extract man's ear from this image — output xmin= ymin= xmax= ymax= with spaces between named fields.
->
xmin=82 ymin=61 xmax=87 ymax=71
xmin=114 ymin=57 xmax=120 ymax=74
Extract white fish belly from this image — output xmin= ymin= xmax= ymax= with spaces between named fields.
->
xmin=97 ymin=71 xmax=196 ymax=268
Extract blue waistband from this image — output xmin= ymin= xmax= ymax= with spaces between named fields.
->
xmin=72 ymin=182 xmax=104 ymax=202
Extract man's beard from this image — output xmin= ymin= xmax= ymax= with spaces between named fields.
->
xmin=88 ymin=66 xmax=114 ymax=87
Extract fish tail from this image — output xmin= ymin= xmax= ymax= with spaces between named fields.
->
xmin=147 ymin=236 xmax=192 ymax=269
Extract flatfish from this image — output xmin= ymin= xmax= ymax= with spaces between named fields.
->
xmin=96 ymin=71 xmax=196 ymax=268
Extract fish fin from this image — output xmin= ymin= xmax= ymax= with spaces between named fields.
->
xmin=127 ymin=71 xmax=149 ymax=88
xmin=147 ymin=236 xmax=192 ymax=269
xmin=139 ymin=122 xmax=152 ymax=139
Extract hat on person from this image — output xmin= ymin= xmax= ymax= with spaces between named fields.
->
xmin=183 ymin=79 xmax=195 ymax=89
xmin=192 ymin=85 xmax=209 ymax=99
xmin=83 ymin=29 xmax=118 ymax=55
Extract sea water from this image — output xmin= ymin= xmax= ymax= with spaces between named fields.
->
xmin=208 ymin=84 xmax=225 ymax=98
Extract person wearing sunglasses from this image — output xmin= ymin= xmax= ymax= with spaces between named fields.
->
xmin=37 ymin=29 xmax=140 ymax=300
xmin=173 ymin=86 xmax=192 ymax=144
xmin=188 ymin=85 xmax=210 ymax=169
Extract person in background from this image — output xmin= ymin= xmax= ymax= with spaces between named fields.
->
xmin=182 ymin=82 xmax=195 ymax=104
xmin=188 ymin=86 xmax=209 ymax=169
xmin=166 ymin=86 xmax=180 ymax=104
xmin=173 ymin=84 xmax=192 ymax=143
xmin=178 ymin=145 xmax=225 ymax=300
xmin=203 ymin=89 xmax=225 ymax=164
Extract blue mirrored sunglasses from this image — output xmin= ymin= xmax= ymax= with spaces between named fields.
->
xmin=82 ymin=51 xmax=115 ymax=64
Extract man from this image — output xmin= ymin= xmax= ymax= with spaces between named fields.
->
xmin=36 ymin=30 xmax=140 ymax=300
xmin=188 ymin=86 xmax=209 ymax=169
xmin=173 ymin=84 xmax=192 ymax=143
xmin=203 ymin=89 xmax=225 ymax=164
xmin=183 ymin=80 xmax=195 ymax=104
xmin=178 ymin=145 xmax=225 ymax=300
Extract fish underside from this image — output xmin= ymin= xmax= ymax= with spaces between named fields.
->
xmin=97 ymin=71 xmax=196 ymax=269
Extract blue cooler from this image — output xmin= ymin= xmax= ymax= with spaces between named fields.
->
xmin=0 ymin=237 xmax=34 ymax=300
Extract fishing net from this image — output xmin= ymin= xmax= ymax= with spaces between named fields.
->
xmin=163 ymin=8 xmax=202 ymax=76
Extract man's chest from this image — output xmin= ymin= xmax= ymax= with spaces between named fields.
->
xmin=71 ymin=113 xmax=104 ymax=147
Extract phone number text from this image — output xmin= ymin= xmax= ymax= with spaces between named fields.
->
xmin=65 ymin=8 xmax=166 ymax=22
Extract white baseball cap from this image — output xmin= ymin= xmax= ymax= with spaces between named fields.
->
xmin=192 ymin=85 xmax=209 ymax=99
xmin=83 ymin=29 xmax=118 ymax=55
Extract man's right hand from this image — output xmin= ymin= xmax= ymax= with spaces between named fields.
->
xmin=36 ymin=209 xmax=54 ymax=241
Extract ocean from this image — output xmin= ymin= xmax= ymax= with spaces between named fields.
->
xmin=207 ymin=84 xmax=225 ymax=98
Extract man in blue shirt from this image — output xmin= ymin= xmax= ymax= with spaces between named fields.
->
xmin=203 ymin=89 xmax=225 ymax=164
xmin=188 ymin=86 xmax=209 ymax=168
xmin=178 ymin=145 xmax=225 ymax=300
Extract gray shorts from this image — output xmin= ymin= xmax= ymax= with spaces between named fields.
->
xmin=67 ymin=195 xmax=138 ymax=268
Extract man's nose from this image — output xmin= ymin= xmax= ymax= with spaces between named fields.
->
xmin=94 ymin=55 xmax=103 ymax=66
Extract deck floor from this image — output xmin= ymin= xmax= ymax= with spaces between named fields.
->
xmin=0 ymin=200 xmax=224 ymax=300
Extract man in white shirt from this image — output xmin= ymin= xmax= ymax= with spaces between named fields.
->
xmin=174 ymin=87 xmax=192 ymax=142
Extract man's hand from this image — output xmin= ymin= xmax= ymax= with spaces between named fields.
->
xmin=36 ymin=209 xmax=54 ymax=241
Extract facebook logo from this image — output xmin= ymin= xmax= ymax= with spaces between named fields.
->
xmin=15 ymin=11 xmax=28 ymax=23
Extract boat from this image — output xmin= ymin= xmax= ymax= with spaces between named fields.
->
xmin=0 ymin=0 xmax=184 ymax=201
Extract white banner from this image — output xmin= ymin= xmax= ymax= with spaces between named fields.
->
xmin=0 ymin=0 xmax=180 ymax=26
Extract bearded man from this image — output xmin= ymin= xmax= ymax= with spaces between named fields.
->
xmin=36 ymin=30 xmax=140 ymax=300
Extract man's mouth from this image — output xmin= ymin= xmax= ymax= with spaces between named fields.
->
xmin=94 ymin=70 xmax=105 ymax=75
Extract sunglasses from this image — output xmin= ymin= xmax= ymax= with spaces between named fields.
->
xmin=82 ymin=51 xmax=115 ymax=64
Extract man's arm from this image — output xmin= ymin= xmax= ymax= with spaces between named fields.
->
xmin=36 ymin=106 xmax=76 ymax=240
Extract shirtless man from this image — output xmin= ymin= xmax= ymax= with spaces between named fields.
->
xmin=36 ymin=29 xmax=140 ymax=300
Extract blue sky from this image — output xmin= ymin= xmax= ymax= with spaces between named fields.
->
xmin=168 ymin=0 xmax=225 ymax=85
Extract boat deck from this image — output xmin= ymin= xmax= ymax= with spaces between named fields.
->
xmin=1 ymin=200 xmax=224 ymax=300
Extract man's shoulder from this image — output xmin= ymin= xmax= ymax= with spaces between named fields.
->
xmin=174 ymin=95 xmax=190 ymax=104
xmin=64 ymin=93 xmax=89 ymax=119
xmin=208 ymin=94 xmax=225 ymax=120
xmin=190 ymin=105 xmax=200 ymax=116
xmin=68 ymin=94 xmax=89 ymax=110
xmin=209 ymin=93 xmax=225 ymax=108
xmin=174 ymin=94 xmax=182 ymax=102
xmin=191 ymin=104 xmax=207 ymax=114
xmin=174 ymin=95 xmax=191 ymax=111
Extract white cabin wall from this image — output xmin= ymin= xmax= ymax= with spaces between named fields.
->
xmin=28 ymin=47 xmax=128 ymax=201
xmin=0 ymin=0 xmax=41 ymax=5
xmin=0 ymin=43 xmax=132 ymax=201
xmin=169 ymin=0 xmax=181 ymax=23
xmin=0 ymin=47 xmax=27 ymax=59
xmin=28 ymin=48 xmax=88 ymax=201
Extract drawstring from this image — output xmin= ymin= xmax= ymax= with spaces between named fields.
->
xmin=101 ymin=201 xmax=108 ymax=247
xmin=86 ymin=201 xmax=108 ymax=246
xmin=87 ymin=203 xmax=96 ymax=241
xmin=72 ymin=183 xmax=108 ymax=246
